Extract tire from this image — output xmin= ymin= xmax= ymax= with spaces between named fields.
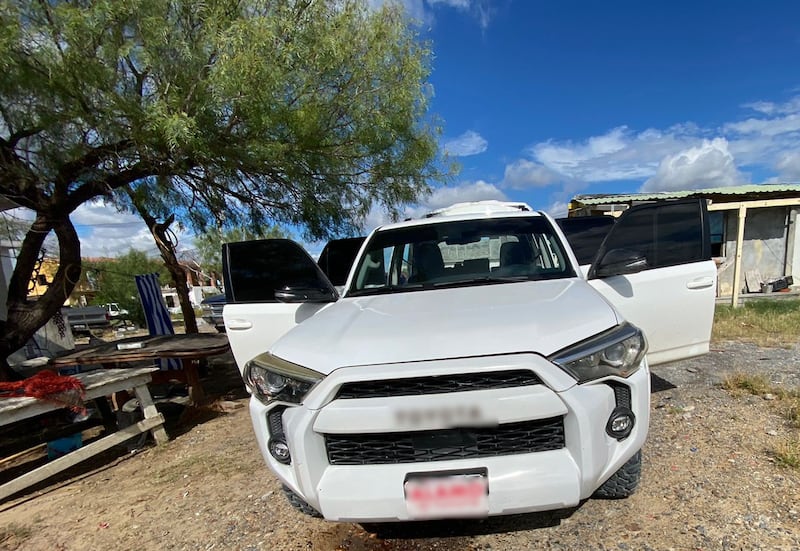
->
xmin=593 ymin=450 xmax=642 ymax=499
xmin=282 ymin=485 xmax=323 ymax=518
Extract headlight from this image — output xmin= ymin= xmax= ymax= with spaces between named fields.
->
xmin=549 ymin=323 xmax=647 ymax=383
xmin=243 ymin=352 xmax=323 ymax=404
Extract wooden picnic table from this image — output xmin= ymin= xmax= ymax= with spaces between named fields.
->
xmin=0 ymin=367 xmax=167 ymax=502
xmin=50 ymin=333 xmax=231 ymax=403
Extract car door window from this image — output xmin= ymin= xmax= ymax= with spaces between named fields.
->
xmin=556 ymin=216 xmax=616 ymax=265
xmin=223 ymin=239 xmax=336 ymax=303
xmin=317 ymin=237 xmax=366 ymax=286
xmin=591 ymin=199 xmax=709 ymax=277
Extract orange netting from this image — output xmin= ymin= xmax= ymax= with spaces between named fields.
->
xmin=0 ymin=370 xmax=86 ymax=412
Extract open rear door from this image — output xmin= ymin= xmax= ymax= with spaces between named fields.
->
xmin=222 ymin=239 xmax=337 ymax=374
xmin=317 ymin=236 xmax=366 ymax=291
xmin=588 ymin=199 xmax=716 ymax=366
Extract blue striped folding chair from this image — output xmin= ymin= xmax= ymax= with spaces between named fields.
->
xmin=134 ymin=273 xmax=181 ymax=371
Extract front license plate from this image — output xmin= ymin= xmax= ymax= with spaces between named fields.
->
xmin=404 ymin=469 xmax=489 ymax=519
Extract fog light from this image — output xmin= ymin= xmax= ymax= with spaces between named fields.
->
xmin=268 ymin=437 xmax=291 ymax=464
xmin=606 ymin=407 xmax=635 ymax=440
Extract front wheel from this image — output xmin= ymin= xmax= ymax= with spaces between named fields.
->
xmin=593 ymin=450 xmax=642 ymax=499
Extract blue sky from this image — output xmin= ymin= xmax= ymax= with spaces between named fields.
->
xmin=360 ymin=0 xmax=800 ymax=226
xmin=65 ymin=0 xmax=800 ymax=257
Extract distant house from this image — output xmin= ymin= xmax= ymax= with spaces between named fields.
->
xmin=568 ymin=184 xmax=800 ymax=304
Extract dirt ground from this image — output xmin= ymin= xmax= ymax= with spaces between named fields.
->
xmin=1 ymin=340 xmax=799 ymax=551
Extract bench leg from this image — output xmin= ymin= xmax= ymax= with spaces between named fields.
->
xmin=93 ymin=396 xmax=118 ymax=432
xmin=132 ymin=383 xmax=169 ymax=446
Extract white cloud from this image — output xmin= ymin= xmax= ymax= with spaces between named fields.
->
xmin=70 ymin=200 xmax=194 ymax=259
xmin=502 ymin=94 xmax=800 ymax=192
xmin=417 ymin=180 xmax=506 ymax=210
xmin=724 ymin=113 xmax=800 ymax=137
xmin=641 ymin=138 xmax=745 ymax=192
xmin=544 ymin=200 xmax=569 ymax=219
xmin=361 ymin=180 xmax=507 ymax=232
xmin=502 ymin=159 xmax=563 ymax=189
xmin=776 ymin=151 xmax=800 ymax=180
xmin=427 ymin=0 xmax=470 ymax=8
xmin=443 ymin=130 xmax=488 ymax=157
xmin=72 ymin=200 xmax=140 ymax=227
xmin=529 ymin=126 xmax=699 ymax=183
xmin=742 ymin=97 xmax=800 ymax=116
xmin=368 ymin=0 xmax=494 ymax=29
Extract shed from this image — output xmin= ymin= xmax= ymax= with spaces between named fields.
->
xmin=568 ymin=184 xmax=800 ymax=306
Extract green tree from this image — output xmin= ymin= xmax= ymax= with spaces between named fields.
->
xmin=85 ymin=250 xmax=168 ymax=327
xmin=0 ymin=0 xmax=446 ymax=380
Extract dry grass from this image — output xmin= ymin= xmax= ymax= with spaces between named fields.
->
xmin=713 ymin=299 xmax=800 ymax=347
xmin=0 ymin=523 xmax=32 ymax=548
xmin=723 ymin=373 xmax=800 ymax=469
xmin=773 ymin=439 xmax=800 ymax=469
xmin=721 ymin=372 xmax=775 ymax=397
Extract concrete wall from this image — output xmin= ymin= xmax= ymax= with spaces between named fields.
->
xmin=717 ymin=206 xmax=790 ymax=296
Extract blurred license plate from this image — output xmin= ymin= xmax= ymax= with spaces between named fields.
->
xmin=404 ymin=470 xmax=488 ymax=519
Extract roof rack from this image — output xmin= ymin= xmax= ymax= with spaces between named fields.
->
xmin=425 ymin=200 xmax=533 ymax=218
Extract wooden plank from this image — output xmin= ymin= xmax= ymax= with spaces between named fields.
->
xmin=708 ymin=198 xmax=800 ymax=211
xmin=745 ymin=270 xmax=763 ymax=293
xmin=0 ymin=444 xmax=46 ymax=470
xmin=0 ymin=414 xmax=164 ymax=502
xmin=132 ymin=384 xmax=168 ymax=446
xmin=0 ymin=369 xmax=157 ymax=427
xmin=731 ymin=205 xmax=748 ymax=308
xmin=51 ymin=334 xmax=229 ymax=367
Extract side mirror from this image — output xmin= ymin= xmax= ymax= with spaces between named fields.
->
xmin=275 ymin=286 xmax=337 ymax=303
xmin=595 ymin=248 xmax=648 ymax=277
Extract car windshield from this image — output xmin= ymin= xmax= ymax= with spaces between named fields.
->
xmin=347 ymin=216 xmax=576 ymax=296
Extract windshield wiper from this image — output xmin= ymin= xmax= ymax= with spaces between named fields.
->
xmin=432 ymin=275 xmax=531 ymax=288
xmin=347 ymin=284 xmax=426 ymax=297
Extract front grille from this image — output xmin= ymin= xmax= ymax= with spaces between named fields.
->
xmin=335 ymin=370 xmax=542 ymax=399
xmin=324 ymin=417 xmax=565 ymax=465
xmin=268 ymin=406 xmax=286 ymax=436
xmin=609 ymin=383 xmax=632 ymax=409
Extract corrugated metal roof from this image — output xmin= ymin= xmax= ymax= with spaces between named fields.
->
xmin=572 ymin=183 xmax=800 ymax=206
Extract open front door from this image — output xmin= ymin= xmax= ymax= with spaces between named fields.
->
xmin=588 ymin=199 xmax=716 ymax=366
xmin=222 ymin=239 xmax=337 ymax=374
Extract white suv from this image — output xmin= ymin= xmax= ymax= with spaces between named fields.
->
xmin=222 ymin=199 xmax=715 ymax=522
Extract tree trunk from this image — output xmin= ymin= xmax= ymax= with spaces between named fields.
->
xmin=128 ymin=202 xmax=199 ymax=334
xmin=0 ymin=215 xmax=81 ymax=381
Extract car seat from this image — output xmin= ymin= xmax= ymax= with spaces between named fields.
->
xmin=410 ymin=243 xmax=444 ymax=283
xmin=498 ymin=241 xmax=535 ymax=276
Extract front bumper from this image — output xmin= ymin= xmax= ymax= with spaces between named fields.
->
xmin=249 ymin=353 xmax=649 ymax=522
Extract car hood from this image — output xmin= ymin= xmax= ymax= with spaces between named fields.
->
xmin=271 ymin=278 xmax=620 ymax=375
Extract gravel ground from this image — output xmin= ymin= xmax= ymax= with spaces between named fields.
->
xmin=1 ymin=341 xmax=799 ymax=551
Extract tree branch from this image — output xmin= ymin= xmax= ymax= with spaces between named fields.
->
xmin=54 ymin=139 xmax=135 ymax=192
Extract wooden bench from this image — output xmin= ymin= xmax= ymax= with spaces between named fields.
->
xmin=0 ymin=367 xmax=167 ymax=502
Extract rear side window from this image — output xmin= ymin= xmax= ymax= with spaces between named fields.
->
xmin=223 ymin=239 xmax=333 ymax=303
xmin=317 ymin=237 xmax=365 ymax=286
xmin=595 ymin=200 xmax=709 ymax=271
xmin=556 ymin=217 xmax=615 ymax=265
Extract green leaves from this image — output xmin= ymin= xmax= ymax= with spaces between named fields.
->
xmin=1 ymin=0 xmax=446 ymax=238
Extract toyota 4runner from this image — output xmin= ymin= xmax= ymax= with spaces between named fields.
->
xmin=222 ymin=199 xmax=715 ymax=522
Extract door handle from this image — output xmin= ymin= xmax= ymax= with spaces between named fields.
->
xmin=686 ymin=277 xmax=714 ymax=290
xmin=226 ymin=319 xmax=253 ymax=330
